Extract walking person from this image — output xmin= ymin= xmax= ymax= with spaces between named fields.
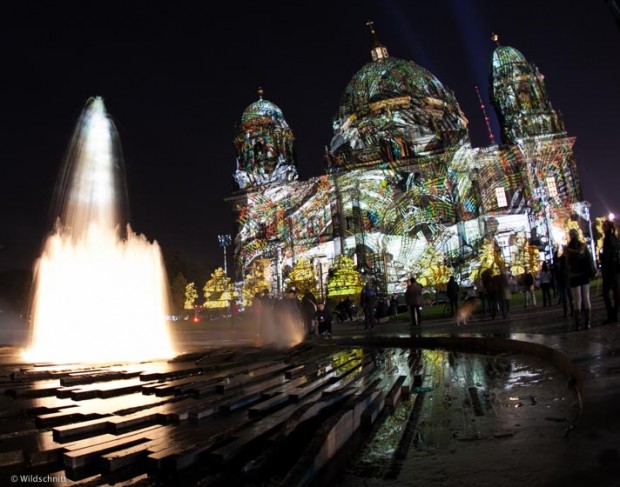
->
xmin=405 ymin=276 xmax=423 ymax=326
xmin=316 ymin=302 xmax=333 ymax=337
xmin=446 ymin=275 xmax=459 ymax=317
xmin=522 ymin=267 xmax=536 ymax=307
xmin=343 ymin=296 xmax=354 ymax=321
xmin=259 ymin=289 xmax=275 ymax=343
xmin=229 ymin=299 xmax=239 ymax=327
xmin=600 ymin=220 xmax=620 ymax=324
xmin=539 ymin=262 xmax=552 ymax=307
xmin=252 ymin=292 xmax=262 ymax=340
xmin=550 ymin=262 xmax=557 ymax=299
xmin=388 ymin=294 xmax=399 ymax=316
xmin=474 ymin=276 xmax=487 ymax=317
xmin=503 ymin=271 xmax=513 ymax=316
xmin=554 ymin=248 xmax=574 ymax=318
xmin=491 ymin=271 xmax=507 ymax=319
xmin=360 ymin=281 xmax=378 ymax=330
xmin=481 ymin=268 xmax=495 ymax=316
xmin=300 ymin=290 xmax=318 ymax=338
xmin=565 ymin=228 xmax=596 ymax=330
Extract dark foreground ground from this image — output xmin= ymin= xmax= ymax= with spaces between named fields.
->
xmin=0 ymin=292 xmax=618 ymax=486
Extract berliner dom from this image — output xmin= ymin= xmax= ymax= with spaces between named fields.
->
xmin=228 ymin=25 xmax=586 ymax=296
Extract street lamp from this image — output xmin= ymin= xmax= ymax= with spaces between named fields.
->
xmin=218 ymin=234 xmax=232 ymax=275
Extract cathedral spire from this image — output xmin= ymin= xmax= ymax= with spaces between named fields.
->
xmin=366 ymin=20 xmax=389 ymax=61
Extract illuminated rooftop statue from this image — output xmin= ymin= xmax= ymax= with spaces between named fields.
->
xmin=366 ymin=20 xmax=389 ymax=61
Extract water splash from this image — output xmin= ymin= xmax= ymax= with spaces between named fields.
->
xmin=25 ymin=98 xmax=175 ymax=363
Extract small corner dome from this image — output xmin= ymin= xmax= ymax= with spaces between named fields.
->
xmin=491 ymin=46 xmax=531 ymax=77
xmin=241 ymin=98 xmax=289 ymax=129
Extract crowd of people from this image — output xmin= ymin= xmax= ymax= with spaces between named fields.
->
xmin=244 ymin=221 xmax=619 ymax=339
xmin=468 ymin=224 xmax=618 ymax=331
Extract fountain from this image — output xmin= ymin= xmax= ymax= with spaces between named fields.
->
xmin=24 ymin=97 xmax=175 ymax=363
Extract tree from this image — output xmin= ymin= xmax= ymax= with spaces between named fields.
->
xmin=412 ymin=245 xmax=451 ymax=290
xmin=184 ymin=282 xmax=198 ymax=310
xmin=241 ymin=259 xmax=271 ymax=307
xmin=286 ymin=258 xmax=318 ymax=299
xmin=170 ymin=272 xmax=187 ymax=316
xmin=203 ymin=267 xmax=235 ymax=309
xmin=326 ymin=256 xmax=363 ymax=299
xmin=478 ymin=237 xmax=506 ymax=273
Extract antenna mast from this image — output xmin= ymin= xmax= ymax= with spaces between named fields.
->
xmin=475 ymin=85 xmax=496 ymax=145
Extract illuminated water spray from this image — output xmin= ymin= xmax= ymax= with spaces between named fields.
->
xmin=25 ymin=97 xmax=175 ymax=363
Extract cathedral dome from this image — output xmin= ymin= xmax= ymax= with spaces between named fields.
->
xmin=241 ymin=97 xmax=289 ymax=129
xmin=330 ymin=54 xmax=468 ymax=165
xmin=491 ymin=46 xmax=532 ymax=78
xmin=233 ymin=88 xmax=298 ymax=190
xmin=337 ymin=57 xmax=460 ymax=121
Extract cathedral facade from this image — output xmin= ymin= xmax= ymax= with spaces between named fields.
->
xmin=227 ymin=27 xmax=587 ymax=297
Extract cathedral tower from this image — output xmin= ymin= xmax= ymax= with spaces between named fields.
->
xmin=490 ymin=35 xmax=565 ymax=143
xmin=233 ymin=88 xmax=298 ymax=190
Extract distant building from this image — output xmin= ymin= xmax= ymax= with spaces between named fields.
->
xmin=227 ymin=26 xmax=587 ymax=295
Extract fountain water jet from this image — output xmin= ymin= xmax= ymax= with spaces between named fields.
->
xmin=25 ymin=97 xmax=175 ymax=363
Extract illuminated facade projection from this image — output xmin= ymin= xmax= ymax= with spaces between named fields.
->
xmin=227 ymin=27 xmax=586 ymax=297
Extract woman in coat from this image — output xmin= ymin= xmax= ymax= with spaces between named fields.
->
xmin=564 ymin=228 xmax=595 ymax=330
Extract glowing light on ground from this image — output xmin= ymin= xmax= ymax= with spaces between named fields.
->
xmin=25 ymin=97 xmax=175 ymax=363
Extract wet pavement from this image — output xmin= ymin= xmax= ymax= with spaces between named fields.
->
xmin=0 ymin=292 xmax=618 ymax=486
xmin=332 ymin=350 xmax=577 ymax=487
xmin=330 ymin=292 xmax=620 ymax=487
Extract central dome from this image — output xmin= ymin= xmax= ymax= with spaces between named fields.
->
xmin=337 ymin=57 xmax=458 ymax=119
xmin=330 ymin=55 xmax=469 ymax=165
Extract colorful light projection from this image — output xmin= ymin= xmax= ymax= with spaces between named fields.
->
xmin=285 ymin=258 xmax=319 ymax=298
xmin=233 ymin=89 xmax=298 ymax=190
xmin=241 ymin=259 xmax=271 ymax=307
xmin=491 ymin=42 xmax=565 ymax=143
xmin=330 ymin=48 xmax=469 ymax=169
xmin=326 ymin=256 xmax=363 ymax=299
xmin=230 ymin=33 xmax=586 ymax=294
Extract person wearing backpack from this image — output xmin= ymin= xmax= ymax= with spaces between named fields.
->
xmin=601 ymin=220 xmax=620 ymax=324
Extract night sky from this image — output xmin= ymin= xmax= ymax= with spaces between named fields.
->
xmin=1 ymin=1 xmax=619 ymax=278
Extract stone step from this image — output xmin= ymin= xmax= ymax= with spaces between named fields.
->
xmin=60 ymin=370 xmax=143 ymax=386
xmin=62 ymin=425 xmax=163 ymax=470
xmin=215 ymin=363 xmax=290 ymax=392
xmin=247 ymin=376 xmax=309 ymax=417
xmin=52 ymin=416 xmax=113 ymax=441
xmin=385 ymin=375 xmax=407 ymax=412
xmin=209 ymin=398 xmax=319 ymax=465
xmin=218 ymin=376 xmax=286 ymax=413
